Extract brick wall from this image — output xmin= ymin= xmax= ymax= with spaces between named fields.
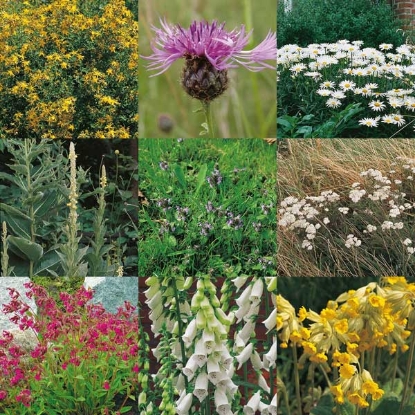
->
xmin=388 ymin=0 xmax=415 ymax=30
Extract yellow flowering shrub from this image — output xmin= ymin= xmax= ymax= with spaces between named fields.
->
xmin=0 ymin=0 xmax=138 ymax=138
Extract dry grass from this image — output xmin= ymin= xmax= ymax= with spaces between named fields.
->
xmin=277 ymin=139 xmax=415 ymax=277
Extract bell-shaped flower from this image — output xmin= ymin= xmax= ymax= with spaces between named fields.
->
xmin=193 ymin=371 xmax=209 ymax=402
xmin=202 ymin=329 xmax=215 ymax=352
xmin=183 ymin=355 xmax=200 ymax=380
xmin=207 ymin=356 xmax=221 ymax=384
xmin=235 ymin=284 xmax=252 ymax=308
xmin=243 ymin=390 xmax=261 ymax=415
xmin=264 ymin=338 xmax=277 ymax=368
xmin=237 ymin=320 xmax=255 ymax=346
xmin=236 ymin=342 xmax=253 ymax=370
xmin=177 ymin=391 xmax=193 ymax=415
xmin=258 ymin=373 xmax=270 ymax=393
xmin=232 ymin=276 xmax=248 ymax=290
xmin=235 ymin=301 xmax=251 ymax=323
xmin=193 ymin=338 xmax=208 ymax=367
xmin=221 ymin=347 xmax=233 ymax=370
xmin=146 ymin=290 xmax=162 ymax=308
xmin=250 ymin=350 xmax=264 ymax=371
xmin=263 ymin=308 xmax=277 ymax=332
xmin=249 ymin=278 xmax=264 ymax=304
xmin=244 ymin=303 xmax=260 ymax=322
xmin=214 ymin=388 xmax=231 ymax=415
xmin=182 ymin=319 xmax=198 ymax=346
xmin=268 ymin=393 xmax=277 ymax=415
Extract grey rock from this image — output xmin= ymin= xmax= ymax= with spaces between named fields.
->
xmin=0 ymin=277 xmax=36 ymax=332
xmin=84 ymin=277 xmax=138 ymax=314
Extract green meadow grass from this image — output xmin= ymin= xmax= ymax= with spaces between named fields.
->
xmin=139 ymin=0 xmax=276 ymax=138
xmin=138 ymin=138 xmax=276 ymax=277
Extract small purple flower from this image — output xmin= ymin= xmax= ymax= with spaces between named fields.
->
xmin=144 ymin=19 xmax=276 ymax=75
xmin=261 ymin=203 xmax=273 ymax=215
xmin=227 ymin=214 xmax=243 ymax=230
xmin=159 ymin=161 xmax=169 ymax=171
xmin=205 ymin=201 xmax=216 ymax=213
xmin=252 ymin=222 xmax=262 ymax=232
xmin=157 ymin=198 xmax=172 ymax=211
xmin=198 ymin=221 xmax=213 ymax=236
xmin=143 ymin=19 xmax=276 ymax=101
xmin=207 ymin=167 xmax=223 ymax=188
xmin=176 ymin=206 xmax=190 ymax=221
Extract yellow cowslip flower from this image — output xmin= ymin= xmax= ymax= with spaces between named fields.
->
xmin=334 ymin=319 xmax=348 ymax=334
xmin=330 ymin=384 xmax=344 ymax=404
xmin=347 ymin=392 xmax=369 ymax=408
xmin=289 ymin=330 xmax=302 ymax=344
xmin=339 ymin=363 xmax=356 ymax=379
xmin=298 ymin=306 xmax=307 ymax=322
xmin=309 ymin=352 xmax=327 ymax=364
xmin=362 ymin=380 xmax=379 ymax=395
xmin=368 ymin=294 xmax=385 ymax=308
xmin=301 ymin=341 xmax=317 ymax=355
xmin=300 ymin=327 xmax=310 ymax=340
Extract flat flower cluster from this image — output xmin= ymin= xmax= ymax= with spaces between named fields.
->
xmin=278 ymin=40 xmax=415 ymax=137
xmin=278 ymin=156 xmax=415 ymax=274
xmin=277 ymin=277 xmax=415 ymax=412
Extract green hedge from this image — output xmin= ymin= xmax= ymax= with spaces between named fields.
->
xmin=278 ymin=0 xmax=405 ymax=48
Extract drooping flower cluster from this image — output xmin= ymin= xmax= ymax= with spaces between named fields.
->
xmin=277 ymin=277 xmax=415 ymax=410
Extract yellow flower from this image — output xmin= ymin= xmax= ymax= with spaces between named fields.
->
xmin=334 ymin=319 xmax=348 ymax=334
xmin=339 ymin=363 xmax=356 ymax=379
xmin=330 ymin=384 xmax=344 ymax=404
xmin=347 ymin=392 xmax=369 ymax=408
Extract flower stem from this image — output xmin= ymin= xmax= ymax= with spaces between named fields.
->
xmin=202 ymin=101 xmax=215 ymax=137
xmin=399 ymin=331 xmax=415 ymax=414
xmin=292 ymin=344 xmax=302 ymax=415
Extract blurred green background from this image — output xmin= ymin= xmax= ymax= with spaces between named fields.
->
xmin=139 ymin=0 xmax=276 ymax=138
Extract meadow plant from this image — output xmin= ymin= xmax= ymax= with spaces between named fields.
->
xmin=143 ymin=19 xmax=276 ymax=137
xmin=0 ymin=282 xmax=138 ymax=414
xmin=0 ymin=139 xmax=135 ymax=276
xmin=139 ymin=139 xmax=276 ymax=277
xmin=278 ymin=40 xmax=415 ymax=138
xmin=0 ymin=0 xmax=138 ymax=139
xmin=140 ymin=276 xmax=277 ymax=415
xmin=278 ymin=156 xmax=415 ymax=276
xmin=277 ymin=277 xmax=415 ymax=415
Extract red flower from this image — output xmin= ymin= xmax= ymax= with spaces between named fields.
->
xmin=103 ymin=380 xmax=110 ymax=390
xmin=0 ymin=390 xmax=7 ymax=400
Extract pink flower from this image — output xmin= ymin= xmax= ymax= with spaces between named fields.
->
xmin=144 ymin=19 xmax=276 ymax=76
xmin=132 ymin=364 xmax=139 ymax=373
xmin=103 ymin=381 xmax=110 ymax=390
xmin=0 ymin=390 xmax=7 ymax=400
xmin=15 ymin=389 xmax=31 ymax=407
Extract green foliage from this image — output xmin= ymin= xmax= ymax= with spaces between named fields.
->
xmin=277 ymin=0 xmax=405 ymax=48
xmin=0 ymin=139 xmax=137 ymax=276
xmin=138 ymin=138 xmax=276 ymax=277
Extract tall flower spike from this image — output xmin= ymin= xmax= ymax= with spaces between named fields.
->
xmin=143 ymin=18 xmax=276 ymax=102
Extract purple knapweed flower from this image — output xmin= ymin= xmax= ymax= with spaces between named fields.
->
xmin=143 ymin=19 xmax=276 ymax=101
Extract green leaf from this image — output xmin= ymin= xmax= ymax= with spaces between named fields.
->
xmin=194 ymin=164 xmax=207 ymax=195
xmin=8 ymin=236 xmax=43 ymax=262
xmin=174 ymin=164 xmax=187 ymax=189
xmin=0 ymin=206 xmax=32 ymax=239
xmin=311 ymin=394 xmax=354 ymax=415
xmin=371 ymin=396 xmax=413 ymax=415
xmin=119 ymin=407 xmax=132 ymax=414
xmin=33 ymin=191 xmax=59 ymax=217
xmin=33 ymin=250 xmax=61 ymax=276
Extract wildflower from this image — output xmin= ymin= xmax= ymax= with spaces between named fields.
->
xmin=358 ymin=117 xmax=380 ymax=127
xmin=207 ymin=167 xmax=223 ymax=188
xmin=159 ymin=161 xmax=169 ymax=171
xmin=369 ymin=100 xmax=385 ymax=112
xmin=339 ymin=80 xmax=356 ymax=91
xmin=390 ymin=113 xmax=406 ymax=126
xmin=103 ymin=380 xmax=110 ymax=390
xmin=326 ymin=98 xmax=342 ymax=108
xmin=143 ymin=19 xmax=276 ymax=101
